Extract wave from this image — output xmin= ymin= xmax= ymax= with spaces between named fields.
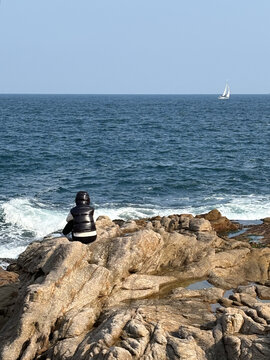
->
xmin=96 ymin=194 xmax=270 ymax=221
xmin=1 ymin=194 xmax=270 ymax=261
xmin=1 ymin=198 xmax=66 ymax=238
xmin=215 ymin=195 xmax=270 ymax=220
xmin=0 ymin=198 xmax=67 ymax=260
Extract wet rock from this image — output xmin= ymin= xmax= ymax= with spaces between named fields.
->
xmin=235 ymin=220 xmax=270 ymax=245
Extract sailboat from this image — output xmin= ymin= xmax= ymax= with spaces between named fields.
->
xmin=218 ymin=83 xmax=230 ymax=100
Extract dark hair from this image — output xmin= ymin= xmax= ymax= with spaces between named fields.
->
xmin=75 ymin=191 xmax=90 ymax=205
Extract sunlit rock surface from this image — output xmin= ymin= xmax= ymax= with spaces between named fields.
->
xmin=1 ymin=211 xmax=270 ymax=360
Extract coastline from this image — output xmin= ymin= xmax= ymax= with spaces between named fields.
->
xmin=0 ymin=211 xmax=269 ymax=270
xmin=1 ymin=209 xmax=270 ymax=359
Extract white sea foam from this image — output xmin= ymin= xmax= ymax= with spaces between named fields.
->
xmin=96 ymin=194 xmax=270 ymax=221
xmin=0 ymin=198 xmax=67 ymax=260
xmin=216 ymin=195 xmax=270 ymax=220
xmin=2 ymin=198 xmax=67 ymax=238
xmin=0 ymin=245 xmax=27 ymax=260
xmin=95 ymin=202 xmax=190 ymax=221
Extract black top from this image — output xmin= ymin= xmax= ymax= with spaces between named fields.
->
xmin=63 ymin=204 xmax=96 ymax=235
xmin=71 ymin=205 xmax=96 ymax=233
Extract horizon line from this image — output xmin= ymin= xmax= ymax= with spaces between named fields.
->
xmin=0 ymin=92 xmax=269 ymax=96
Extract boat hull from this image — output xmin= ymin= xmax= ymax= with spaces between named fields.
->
xmin=218 ymin=96 xmax=230 ymax=100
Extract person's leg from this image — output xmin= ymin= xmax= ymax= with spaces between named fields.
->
xmin=72 ymin=235 xmax=97 ymax=244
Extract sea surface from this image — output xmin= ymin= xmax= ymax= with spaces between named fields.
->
xmin=0 ymin=94 xmax=270 ymax=261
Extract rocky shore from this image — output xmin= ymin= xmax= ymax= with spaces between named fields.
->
xmin=1 ymin=210 xmax=270 ymax=360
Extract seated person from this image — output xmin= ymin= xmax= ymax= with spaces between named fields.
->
xmin=63 ymin=191 xmax=97 ymax=244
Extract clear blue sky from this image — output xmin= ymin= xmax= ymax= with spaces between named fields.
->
xmin=0 ymin=0 xmax=269 ymax=94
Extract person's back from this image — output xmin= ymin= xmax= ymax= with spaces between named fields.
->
xmin=63 ymin=191 xmax=97 ymax=244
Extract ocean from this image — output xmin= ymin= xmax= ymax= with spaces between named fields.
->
xmin=1 ymin=94 xmax=270 ymax=262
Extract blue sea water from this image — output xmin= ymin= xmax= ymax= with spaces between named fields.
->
xmin=0 ymin=94 xmax=270 ymax=259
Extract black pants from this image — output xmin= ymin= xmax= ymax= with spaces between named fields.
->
xmin=72 ymin=235 xmax=97 ymax=244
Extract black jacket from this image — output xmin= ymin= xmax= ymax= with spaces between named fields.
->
xmin=63 ymin=205 xmax=96 ymax=235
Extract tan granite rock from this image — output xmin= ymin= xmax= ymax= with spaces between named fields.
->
xmin=0 ymin=267 xmax=18 ymax=286
xmin=197 ymin=209 xmax=239 ymax=232
xmin=189 ymin=218 xmax=212 ymax=232
xmin=1 ymin=212 xmax=270 ymax=360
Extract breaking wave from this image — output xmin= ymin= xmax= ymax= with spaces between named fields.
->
xmin=0 ymin=198 xmax=66 ymax=261
xmin=1 ymin=194 xmax=270 ymax=262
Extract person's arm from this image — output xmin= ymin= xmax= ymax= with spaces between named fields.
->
xmin=63 ymin=220 xmax=73 ymax=235
xmin=66 ymin=212 xmax=73 ymax=222
xmin=62 ymin=212 xmax=74 ymax=235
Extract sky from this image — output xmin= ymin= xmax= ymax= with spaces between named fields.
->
xmin=0 ymin=0 xmax=269 ymax=94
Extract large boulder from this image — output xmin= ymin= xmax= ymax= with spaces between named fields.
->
xmin=196 ymin=209 xmax=239 ymax=232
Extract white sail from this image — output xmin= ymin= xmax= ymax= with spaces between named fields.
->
xmin=226 ymin=85 xmax=230 ymax=98
xmin=219 ymin=83 xmax=230 ymax=100
xmin=222 ymin=84 xmax=228 ymax=97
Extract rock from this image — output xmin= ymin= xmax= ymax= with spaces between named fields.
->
xmin=166 ymin=334 xmax=207 ymax=360
xmin=221 ymin=310 xmax=244 ymax=334
xmin=0 ymin=267 xmax=18 ymax=286
xmin=151 ymin=220 xmax=162 ymax=231
xmin=236 ymin=285 xmax=257 ymax=297
xmin=145 ymin=221 xmax=153 ymax=230
xmin=160 ymin=216 xmax=171 ymax=231
xmin=96 ymin=215 xmax=121 ymax=240
xmin=201 ymin=209 xmax=222 ymax=221
xmin=178 ymin=325 xmax=217 ymax=359
xmin=96 ymin=215 xmax=115 ymax=227
xmin=189 ymin=218 xmax=212 ymax=232
xmin=256 ymin=285 xmax=270 ymax=300
xmin=0 ymin=239 xmax=111 ymax=360
xmin=211 ymin=217 xmax=239 ymax=233
xmin=1 ymin=211 xmax=270 ymax=359
xmin=223 ymin=335 xmax=241 ymax=359
xmin=121 ymin=274 xmax=176 ymax=291
xmin=104 ymin=229 xmax=164 ymax=278
xmin=0 ymin=284 xmax=18 ymax=331
xmin=196 ymin=209 xmax=239 ymax=232
xmin=0 ymin=267 xmax=19 ymax=331
xmin=120 ymin=220 xmax=139 ymax=233
xmin=234 ymin=221 xmax=270 ymax=245
xmin=219 ymin=297 xmax=233 ymax=307
xmin=108 ymin=274 xmax=177 ymax=305
xmin=254 ymin=304 xmax=270 ymax=323
xmin=179 ymin=214 xmax=193 ymax=230
xmin=170 ymin=286 xmax=224 ymax=302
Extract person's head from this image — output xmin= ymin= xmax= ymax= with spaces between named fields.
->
xmin=75 ymin=191 xmax=90 ymax=205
